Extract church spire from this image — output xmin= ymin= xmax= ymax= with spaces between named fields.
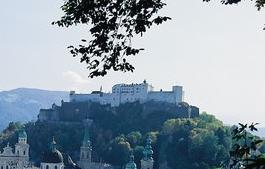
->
xmin=141 ymin=136 xmax=154 ymax=169
xmin=125 ymin=152 xmax=137 ymax=169
xmin=143 ymin=136 xmax=153 ymax=160
xmin=82 ymin=119 xmax=92 ymax=148
xmin=49 ymin=137 xmax=57 ymax=152
xmin=79 ymin=119 xmax=93 ymax=165
xmin=82 ymin=124 xmax=91 ymax=148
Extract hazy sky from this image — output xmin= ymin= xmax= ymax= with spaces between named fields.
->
xmin=1 ymin=0 xmax=265 ymax=126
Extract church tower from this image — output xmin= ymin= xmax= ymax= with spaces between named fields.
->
xmin=14 ymin=129 xmax=30 ymax=168
xmin=15 ymin=129 xmax=29 ymax=159
xmin=141 ymin=136 xmax=154 ymax=169
xmin=78 ymin=119 xmax=92 ymax=169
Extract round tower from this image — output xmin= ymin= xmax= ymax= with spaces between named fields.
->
xmin=141 ymin=136 xmax=154 ymax=169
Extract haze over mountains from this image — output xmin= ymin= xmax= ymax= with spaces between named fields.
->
xmin=0 ymin=88 xmax=68 ymax=130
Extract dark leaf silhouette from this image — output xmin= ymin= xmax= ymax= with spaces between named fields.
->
xmin=53 ymin=0 xmax=170 ymax=78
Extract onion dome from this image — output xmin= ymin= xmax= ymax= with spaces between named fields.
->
xmin=41 ymin=137 xmax=63 ymax=163
xmin=125 ymin=153 xmax=137 ymax=169
xmin=18 ymin=129 xmax=27 ymax=138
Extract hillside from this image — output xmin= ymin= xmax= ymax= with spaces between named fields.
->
xmin=0 ymin=112 xmax=232 ymax=169
xmin=0 ymin=88 xmax=68 ymax=130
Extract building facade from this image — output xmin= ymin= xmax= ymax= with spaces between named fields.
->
xmin=70 ymin=80 xmax=184 ymax=107
xmin=0 ymin=130 xmax=33 ymax=169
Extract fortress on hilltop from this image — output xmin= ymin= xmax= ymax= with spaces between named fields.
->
xmin=70 ymin=80 xmax=184 ymax=107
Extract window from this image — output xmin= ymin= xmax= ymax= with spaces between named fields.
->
xmin=23 ymin=151 xmax=26 ymax=155
xmin=17 ymin=151 xmax=19 ymax=155
xmin=46 ymin=165 xmax=49 ymax=169
xmin=1 ymin=166 xmax=3 ymax=169
xmin=6 ymin=166 xmax=8 ymax=169
xmin=82 ymin=152 xmax=85 ymax=159
xmin=55 ymin=166 xmax=58 ymax=169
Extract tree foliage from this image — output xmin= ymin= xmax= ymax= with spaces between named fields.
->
xmin=229 ymin=123 xmax=265 ymax=169
xmin=54 ymin=0 xmax=265 ymax=78
xmin=53 ymin=0 xmax=171 ymax=78
xmin=204 ymin=0 xmax=265 ymax=10
xmin=159 ymin=114 xmax=232 ymax=169
xmin=0 ymin=111 xmax=234 ymax=169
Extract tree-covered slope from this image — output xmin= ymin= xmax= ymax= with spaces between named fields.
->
xmin=0 ymin=110 xmax=233 ymax=169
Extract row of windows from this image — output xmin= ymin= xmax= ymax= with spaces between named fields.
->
xmin=16 ymin=150 xmax=26 ymax=155
xmin=0 ymin=166 xmax=16 ymax=169
xmin=41 ymin=165 xmax=59 ymax=169
xmin=1 ymin=166 xmax=9 ymax=169
xmin=113 ymin=87 xmax=145 ymax=92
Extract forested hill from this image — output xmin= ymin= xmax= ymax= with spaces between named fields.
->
xmin=0 ymin=88 xmax=68 ymax=130
xmin=0 ymin=110 xmax=236 ymax=169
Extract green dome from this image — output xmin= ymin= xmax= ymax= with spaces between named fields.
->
xmin=41 ymin=137 xmax=63 ymax=164
xmin=18 ymin=129 xmax=27 ymax=138
xmin=41 ymin=150 xmax=64 ymax=163
xmin=125 ymin=153 xmax=137 ymax=169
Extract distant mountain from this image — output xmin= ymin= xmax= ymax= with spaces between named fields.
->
xmin=0 ymin=88 xmax=68 ymax=130
xmin=256 ymin=128 xmax=265 ymax=138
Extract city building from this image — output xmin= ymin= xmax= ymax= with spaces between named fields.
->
xmin=70 ymin=80 xmax=184 ymax=107
xmin=125 ymin=136 xmax=154 ymax=169
xmin=40 ymin=138 xmax=80 ymax=169
xmin=0 ymin=130 xmax=34 ymax=169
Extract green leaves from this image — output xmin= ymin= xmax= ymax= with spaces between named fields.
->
xmin=54 ymin=0 xmax=170 ymax=78
xmin=229 ymin=123 xmax=265 ymax=169
xmin=204 ymin=0 xmax=265 ymax=11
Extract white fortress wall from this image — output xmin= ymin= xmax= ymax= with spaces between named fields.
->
xmin=70 ymin=92 xmax=101 ymax=103
xmin=147 ymin=91 xmax=177 ymax=104
xmin=69 ymin=81 xmax=183 ymax=106
xmin=172 ymin=86 xmax=184 ymax=103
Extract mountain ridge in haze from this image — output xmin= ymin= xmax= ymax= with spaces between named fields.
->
xmin=0 ymin=88 xmax=68 ymax=130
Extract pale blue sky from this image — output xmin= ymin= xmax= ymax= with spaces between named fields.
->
xmin=1 ymin=0 xmax=265 ymax=126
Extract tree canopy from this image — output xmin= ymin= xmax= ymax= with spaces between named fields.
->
xmin=53 ymin=0 xmax=170 ymax=78
xmin=204 ymin=0 xmax=265 ymax=10
xmin=54 ymin=0 xmax=265 ymax=78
